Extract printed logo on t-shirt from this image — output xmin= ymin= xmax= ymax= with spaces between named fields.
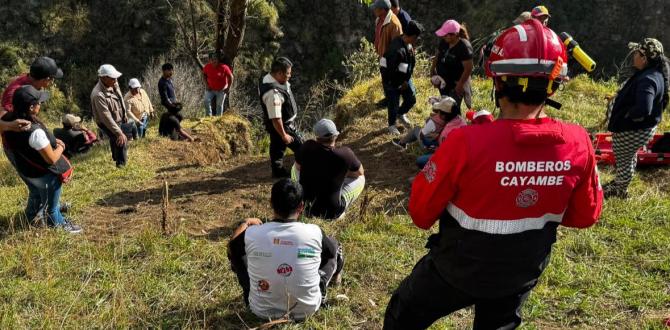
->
xmin=273 ymin=238 xmax=295 ymax=246
xmin=258 ymin=279 xmax=270 ymax=292
xmin=297 ymin=248 xmax=318 ymax=259
xmin=516 ymin=189 xmax=539 ymax=208
xmin=276 ymin=263 xmax=293 ymax=277
xmin=251 ymin=251 xmax=273 ymax=258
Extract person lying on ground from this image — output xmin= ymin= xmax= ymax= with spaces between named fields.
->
xmin=53 ymin=114 xmax=98 ymax=157
xmin=291 ymin=119 xmax=365 ymax=220
xmin=392 ymin=96 xmax=462 ymax=150
xmin=158 ymin=103 xmax=195 ymax=142
xmin=228 ymin=179 xmax=344 ymax=321
xmin=412 ymin=97 xmax=467 ymax=169
xmin=2 ymin=86 xmax=81 ymax=234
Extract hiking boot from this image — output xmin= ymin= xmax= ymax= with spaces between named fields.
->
xmin=272 ymin=167 xmax=290 ymax=178
xmin=58 ymin=220 xmax=82 ymax=234
xmin=398 ymin=114 xmax=412 ymax=128
xmin=391 ymin=138 xmax=407 ymax=149
xmin=387 ymin=126 xmax=401 ymax=135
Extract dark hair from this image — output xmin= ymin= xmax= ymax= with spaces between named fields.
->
xmin=649 ymin=55 xmax=670 ymax=110
xmin=270 ymin=57 xmax=293 ymax=74
xmin=390 ymin=0 xmax=399 ymax=8
xmin=271 ymin=178 xmax=303 ymax=218
xmin=162 ymin=63 xmax=174 ymax=71
xmin=459 ymin=23 xmax=470 ymax=40
xmin=9 ymin=96 xmax=44 ymax=127
xmin=404 ymin=21 xmax=424 ymax=37
xmin=496 ymin=76 xmax=557 ymax=106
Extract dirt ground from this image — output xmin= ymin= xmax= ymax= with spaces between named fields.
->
xmin=81 ymin=113 xmax=420 ymax=242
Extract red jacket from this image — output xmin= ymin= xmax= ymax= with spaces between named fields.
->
xmin=409 ymin=117 xmax=603 ymax=297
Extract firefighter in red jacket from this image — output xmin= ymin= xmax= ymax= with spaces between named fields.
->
xmin=384 ymin=19 xmax=603 ymax=330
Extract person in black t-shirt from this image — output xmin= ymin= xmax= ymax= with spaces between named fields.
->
xmin=158 ymin=103 xmax=195 ymax=142
xmin=292 ymin=119 xmax=365 ymax=220
xmin=432 ymin=19 xmax=474 ymax=114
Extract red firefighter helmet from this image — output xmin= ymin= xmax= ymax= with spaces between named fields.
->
xmin=485 ymin=19 xmax=568 ymax=94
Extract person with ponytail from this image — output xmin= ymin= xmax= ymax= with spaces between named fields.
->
xmin=605 ymin=38 xmax=669 ymax=198
xmin=1 ymin=86 xmax=82 ymax=233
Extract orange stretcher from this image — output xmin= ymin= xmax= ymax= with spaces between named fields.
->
xmin=593 ymin=132 xmax=670 ymax=166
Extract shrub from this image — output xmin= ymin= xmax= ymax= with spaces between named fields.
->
xmin=342 ymin=38 xmax=379 ymax=85
xmin=140 ymin=56 xmax=205 ymax=119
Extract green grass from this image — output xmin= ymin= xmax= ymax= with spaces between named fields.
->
xmin=0 ymin=75 xmax=668 ymax=328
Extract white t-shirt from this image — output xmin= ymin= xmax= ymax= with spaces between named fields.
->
xmin=261 ymin=74 xmax=296 ymax=121
xmin=244 ymin=221 xmax=323 ymax=320
xmin=29 ymin=129 xmax=51 ymax=150
xmin=421 ymin=119 xmax=438 ymax=136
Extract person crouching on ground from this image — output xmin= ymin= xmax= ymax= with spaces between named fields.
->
xmin=53 ymin=114 xmax=98 ymax=157
xmin=158 ymin=103 xmax=195 ymax=142
xmin=291 ymin=119 xmax=365 ymax=220
xmin=384 ymin=19 xmax=603 ymax=329
xmin=381 ymin=20 xmax=424 ymax=135
xmin=1 ymin=86 xmax=82 ymax=233
xmin=228 ymin=179 xmax=344 ymax=321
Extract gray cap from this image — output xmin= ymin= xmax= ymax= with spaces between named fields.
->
xmin=314 ymin=119 xmax=340 ymax=138
xmin=370 ymin=0 xmax=391 ymax=9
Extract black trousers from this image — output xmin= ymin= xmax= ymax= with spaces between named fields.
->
xmin=383 ymin=254 xmax=533 ymax=330
xmin=267 ymin=123 xmax=302 ymax=172
xmin=98 ymin=124 xmax=128 ymax=167
xmin=232 ymin=236 xmax=344 ymax=306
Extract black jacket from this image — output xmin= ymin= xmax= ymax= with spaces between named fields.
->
xmin=380 ymin=37 xmax=415 ymax=89
xmin=258 ymin=75 xmax=298 ymax=130
xmin=608 ymin=67 xmax=666 ymax=133
xmin=3 ymin=123 xmax=57 ymax=178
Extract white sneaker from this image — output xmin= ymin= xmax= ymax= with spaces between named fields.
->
xmin=398 ymin=114 xmax=412 ymax=128
xmin=388 ymin=126 xmax=401 ymax=135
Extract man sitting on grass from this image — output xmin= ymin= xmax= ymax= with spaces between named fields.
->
xmin=228 ymin=179 xmax=344 ymax=321
xmin=158 ymin=103 xmax=195 ymax=142
xmin=292 ymin=119 xmax=365 ymax=220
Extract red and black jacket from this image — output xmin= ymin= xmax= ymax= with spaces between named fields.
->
xmin=409 ymin=117 xmax=603 ymax=298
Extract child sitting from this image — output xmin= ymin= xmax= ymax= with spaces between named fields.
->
xmin=392 ymin=96 xmax=465 ymax=149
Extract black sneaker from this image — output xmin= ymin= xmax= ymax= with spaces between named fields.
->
xmin=391 ymin=139 xmax=407 ymax=149
xmin=375 ymin=98 xmax=388 ymax=108
xmin=58 ymin=220 xmax=83 ymax=234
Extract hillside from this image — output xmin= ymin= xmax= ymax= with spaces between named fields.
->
xmin=0 ymin=75 xmax=668 ymax=329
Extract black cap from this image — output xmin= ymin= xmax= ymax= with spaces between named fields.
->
xmin=12 ymin=85 xmax=50 ymax=111
xmin=30 ymin=57 xmax=63 ymax=80
xmin=404 ymin=21 xmax=424 ymax=37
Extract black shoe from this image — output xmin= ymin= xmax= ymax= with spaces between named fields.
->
xmin=272 ymin=168 xmax=290 ymax=178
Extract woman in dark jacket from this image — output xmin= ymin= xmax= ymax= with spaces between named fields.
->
xmin=605 ymin=38 xmax=669 ymax=198
xmin=2 ymin=86 xmax=82 ymax=233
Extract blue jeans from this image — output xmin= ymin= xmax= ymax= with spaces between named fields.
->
xmin=136 ymin=114 xmax=149 ymax=138
xmin=204 ymin=89 xmax=227 ymax=116
xmin=20 ymin=173 xmax=66 ymax=226
xmin=416 ymin=153 xmax=433 ymax=169
xmin=384 ymin=79 xmax=417 ymax=127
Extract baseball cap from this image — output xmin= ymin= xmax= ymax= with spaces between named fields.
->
xmin=370 ymin=0 xmax=391 ymax=10
xmin=62 ymin=114 xmax=82 ymax=126
xmin=513 ymin=11 xmax=532 ymax=24
xmin=314 ymin=119 xmax=340 ymax=138
xmin=531 ymin=5 xmax=550 ymax=18
xmin=97 ymin=64 xmax=122 ymax=79
xmin=629 ymin=38 xmax=665 ymax=60
xmin=30 ymin=56 xmax=63 ymax=80
xmin=128 ymin=78 xmax=141 ymax=89
xmin=432 ymin=96 xmax=456 ymax=113
xmin=435 ymin=19 xmax=460 ymax=37
xmin=12 ymin=85 xmax=50 ymax=111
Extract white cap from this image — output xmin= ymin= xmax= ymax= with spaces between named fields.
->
xmin=97 ymin=64 xmax=122 ymax=79
xmin=431 ymin=96 xmax=457 ymax=113
xmin=128 ymin=78 xmax=141 ymax=89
